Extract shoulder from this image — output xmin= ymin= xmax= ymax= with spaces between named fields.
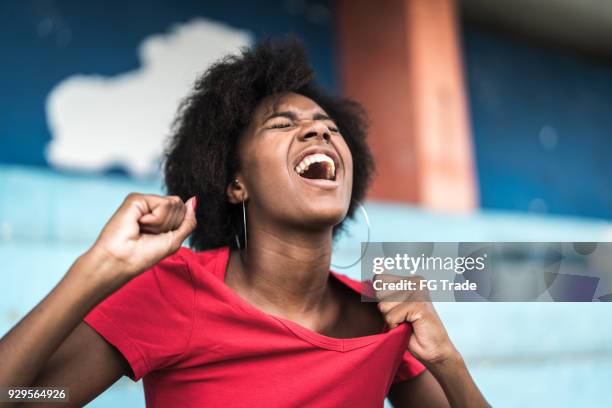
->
xmin=113 ymin=246 xmax=227 ymax=299
xmin=168 ymin=245 xmax=230 ymax=282
xmin=164 ymin=245 xmax=225 ymax=267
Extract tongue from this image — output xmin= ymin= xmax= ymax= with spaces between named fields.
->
xmin=301 ymin=161 xmax=332 ymax=180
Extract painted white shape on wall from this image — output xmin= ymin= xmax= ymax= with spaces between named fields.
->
xmin=45 ymin=19 xmax=252 ymax=177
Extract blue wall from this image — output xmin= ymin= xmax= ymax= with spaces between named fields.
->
xmin=1 ymin=164 xmax=611 ymax=407
xmin=0 ymin=0 xmax=335 ymax=170
xmin=463 ymin=27 xmax=612 ymax=220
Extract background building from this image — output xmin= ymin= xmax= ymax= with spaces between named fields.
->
xmin=1 ymin=0 xmax=611 ymax=406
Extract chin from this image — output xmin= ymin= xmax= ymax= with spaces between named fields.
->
xmin=302 ymin=204 xmax=348 ymax=229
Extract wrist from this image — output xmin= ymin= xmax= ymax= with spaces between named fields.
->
xmin=422 ymin=346 xmax=490 ymax=407
xmin=71 ymin=246 xmax=132 ymax=294
xmin=424 ymin=343 xmax=463 ymax=373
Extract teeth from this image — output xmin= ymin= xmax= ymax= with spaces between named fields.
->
xmin=294 ymin=153 xmax=336 ymax=179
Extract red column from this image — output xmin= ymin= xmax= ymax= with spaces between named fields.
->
xmin=336 ymin=0 xmax=478 ymax=211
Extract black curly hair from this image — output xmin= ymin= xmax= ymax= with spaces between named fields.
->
xmin=163 ymin=36 xmax=375 ymax=251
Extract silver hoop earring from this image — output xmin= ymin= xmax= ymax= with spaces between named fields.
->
xmin=331 ymin=202 xmax=371 ymax=269
xmin=234 ymin=199 xmax=248 ymax=256
xmin=242 ymin=198 xmax=248 ymax=251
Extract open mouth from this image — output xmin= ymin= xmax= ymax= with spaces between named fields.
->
xmin=294 ymin=153 xmax=336 ymax=181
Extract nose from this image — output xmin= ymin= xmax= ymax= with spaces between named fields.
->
xmin=300 ymin=120 xmax=331 ymax=144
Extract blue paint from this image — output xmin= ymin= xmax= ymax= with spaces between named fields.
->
xmin=462 ymin=27 xmax=612 ymax=220
xmin=0 ymin=0 xmax=335 ymax=169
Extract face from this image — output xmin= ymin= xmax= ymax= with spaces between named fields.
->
xmin=229 ymin=92 xmax=353 ymax=232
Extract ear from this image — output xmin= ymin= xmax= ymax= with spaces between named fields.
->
xmin=226 ymin=177 xmax=248 ymax=204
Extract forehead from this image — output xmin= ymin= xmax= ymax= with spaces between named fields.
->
xmin=254 ymin=92 xmax=328 ymax=121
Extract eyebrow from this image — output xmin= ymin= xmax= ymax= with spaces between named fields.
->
xmin=263 ymin=111 xmax=333 ymax=123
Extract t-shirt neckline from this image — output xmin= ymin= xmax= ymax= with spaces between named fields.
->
xmin=210 ymin=246 xmax=398 ymax=352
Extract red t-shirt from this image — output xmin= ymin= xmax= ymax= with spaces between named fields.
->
xmin=84 ymin=246 xmax=425 ymax=407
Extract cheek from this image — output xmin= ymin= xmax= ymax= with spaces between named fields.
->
xmin=244 ymin=140 xmax=290 ymax=191
xmin=346 ymin=154 xmax=354 ymax=182
xmin=339 ymin=141 xmax=354 ymax=184
xmin=259 ymin=140 xmax=288 ymax=172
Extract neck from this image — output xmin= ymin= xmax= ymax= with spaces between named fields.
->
xmin=228 ymin=220 xmax=335 ymax=316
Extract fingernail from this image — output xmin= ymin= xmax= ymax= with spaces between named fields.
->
xmin=191 ymin=196 xmax=197 ymax=211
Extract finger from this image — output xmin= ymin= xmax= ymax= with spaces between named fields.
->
xmin=167 ymin=197 xmax=197 ymax=248
xmin=377 ymin=300 xmax=401 ymax=314
xmin=138 ymin=208 xmax=169 ymax=234
xmin=138 ymin=213 xmax=157 ymax=224
xmin=139 ymin=196 xmax=181 ymax=232
xmin=167 ymin=199 xmax=187 ymax=231
xmin=134 ymin=194 xmax=167 ymax=225
xmin=382 ymin=302 xmax=423 ymax=329
xmin=381 ymin=304 xmax=409 ymax=329
xmin=397 ymin=302 xmax=427 ymax=324
xmin=161 ymin=196 xmax=186 ymax=232
xmin=152 ymin=197 xmax=177 ymax=230
xmin=119 ymin=193 xmax=153 ymax=223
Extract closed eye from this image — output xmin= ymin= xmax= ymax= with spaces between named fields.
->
xmin=268 ymin=122 xmax=292 ymax=129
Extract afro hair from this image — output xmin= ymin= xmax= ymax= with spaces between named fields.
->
xmin=163 ymin=36 xmax=374 ymax=251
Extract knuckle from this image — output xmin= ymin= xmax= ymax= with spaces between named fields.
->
xmin=125 ymin=192 xmax=140 ymax=201
xmin=378 ymin=301 xmax=391 ymax=314
xmin=384 ymin=314 xmax=397 ymax=325
xmin=169 ymin=195 xmax=182 ymax=203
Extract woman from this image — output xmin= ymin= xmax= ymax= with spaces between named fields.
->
xmin=0 ymin=38 xmax=489 ymax=407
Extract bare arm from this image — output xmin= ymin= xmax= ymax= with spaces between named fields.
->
xmin=27 ymin=322 xmax=130 ymax=407
xmin=379 ymin=275 xmax=490 ymax=408
xmin=0 ymin=193 xmax=197 ymax=406
xmin=388 ymin=370 xmax=449 ymax=408
xmin=388 ymin=353 xmax=488 ymax=408
xmin=0 ymin=248 xmax=129 ymax=390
